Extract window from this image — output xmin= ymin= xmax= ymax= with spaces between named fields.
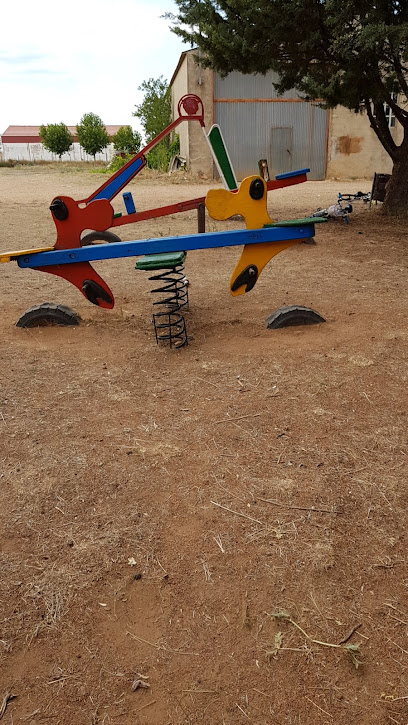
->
xmin=384 ymin=91 xmax=398 ymax=128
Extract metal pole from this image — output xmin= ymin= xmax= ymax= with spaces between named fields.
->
xmin=197 ymin=202 xmax=206 ymax=233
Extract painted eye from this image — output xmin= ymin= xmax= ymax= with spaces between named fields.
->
xmin=49 ymin=198 xmax=68 ymax=221
xmin=249 ymin=178 xmax=264 ymax=200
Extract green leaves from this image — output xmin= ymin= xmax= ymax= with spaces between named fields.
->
xmin=169 ymin=0 xmax=408 ymax=112
xmin=133 ymin=77 xmax=171 ymax=144
xmin=112 ymin=126 xmax=142 ymax=155
xmin=169 ymin=0 xmax=408 ymax=212
xmin=39 ymin=123 xmax=73 ymax=159
xmin=76 ymin=113 xmax=109 ymax=159
xmin=133 ymin=77 xmax=178 ymax=170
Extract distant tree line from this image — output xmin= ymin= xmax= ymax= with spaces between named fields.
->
xmin=39 ymin=76 xmax=179 ymax=171
xmin=39 ymin=114 xmax=142 ymax=161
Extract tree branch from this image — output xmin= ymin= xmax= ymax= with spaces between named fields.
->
xmin=365 ymin=100 xmax=398 ymax=161
xmin=386 ymin=96 xmax=408 ymax=127
xmin=390 ymin=50 xmax=408 ymax=98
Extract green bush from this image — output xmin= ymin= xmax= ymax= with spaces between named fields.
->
xmin=146 ymin=142 xmax=168 ymax=170
xmin=167 ymin=134 xmax=180 ymax=160
xmin=90 ymin=133 xmax=180 ymax=175
xmin=146 ymin=134 xmax=180 ymax=170
xmin=102 ymin=153 xmax=133 ymax=174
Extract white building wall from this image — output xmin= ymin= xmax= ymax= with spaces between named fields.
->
xmin=326 ymin=106 xmax=399 ymax=179
xmin=171 ymin=55 xmax=189 ymax=164
xmin=2 ymin=142 xmax=116 ymax=162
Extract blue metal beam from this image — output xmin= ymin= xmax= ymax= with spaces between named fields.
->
xmin=17 ymin=224 xmax=316 ymax=269
xmin=275 ymin=168 xmax=310 ymax=180
xmin=90 ymin=157 xmax=145 ymax=201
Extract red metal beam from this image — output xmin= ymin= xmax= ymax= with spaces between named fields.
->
xmin=111 ymin=196 xmax=206 ymax=227
xmin=266 ymin=174 xmax=308 ymax=191
xmin=111 ymin=173 xmax=308 ymax=228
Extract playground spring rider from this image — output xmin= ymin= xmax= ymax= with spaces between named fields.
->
xmin=0 ymin=94 xmax=327 ymax=347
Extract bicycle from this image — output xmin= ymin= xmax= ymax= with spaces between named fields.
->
xmin=311 ymin=193 xmax=353 ymax=223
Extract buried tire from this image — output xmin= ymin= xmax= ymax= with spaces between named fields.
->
xmin=80 ymin=231 xmax=121 ymax=246
xmin=16 ymin=303 xmax=81 ymax=328
xmin=265 ymin=305 xmax=325 ymax=329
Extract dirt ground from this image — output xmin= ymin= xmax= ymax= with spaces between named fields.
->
xmin=0 ymin=165 xmax=408 ymax=725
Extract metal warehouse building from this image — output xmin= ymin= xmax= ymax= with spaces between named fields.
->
xmin=0 ymin=126 xmax=124 ymax=162
xmin=170 ymin=49 xmax=399 ymax=181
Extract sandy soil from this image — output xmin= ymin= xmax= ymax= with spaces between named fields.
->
xmin=0 ymin=165 xmax=408 ymax=725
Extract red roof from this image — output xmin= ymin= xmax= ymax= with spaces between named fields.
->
xmin=1 ymin=125 xmax=126 ymax=143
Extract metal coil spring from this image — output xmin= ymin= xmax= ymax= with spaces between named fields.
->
xmin=153 ymin=310 xmax=188 ymax=348
xmin=149 ymin=265 xmax=188 ymax=310
xmin=149 ymin=264 xmax=189 ymax=348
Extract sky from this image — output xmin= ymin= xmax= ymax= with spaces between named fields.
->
xmin=0 ymin=0 xmax=188 ymax=137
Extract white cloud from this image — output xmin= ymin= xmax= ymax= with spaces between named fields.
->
xmin=0 ymin=0 xmax=187 ymax=132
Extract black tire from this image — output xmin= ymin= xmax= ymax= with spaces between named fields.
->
xmin=80 ymin=230 xmax=121 ymax=246
xmin=265 ymin=305 xmax=325 ymax=329
xmin=16 ymin=303 xmax=81 ymax=328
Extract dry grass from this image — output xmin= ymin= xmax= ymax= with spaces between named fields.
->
xmin=0 ymin=167 xmax=407 ymax=723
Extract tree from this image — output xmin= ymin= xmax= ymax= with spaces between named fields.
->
xmin=76 ymin=113 xmax=109 ymax=159
xmin=133 ymin=77 xmax=173 ymax=169
xmin=169 ymin=0 xmax=408 ymax=215
xmin=112 ymin=125 xmax=142 ymax=155
xmin=39 ymin=123 xmax=73 ymax=159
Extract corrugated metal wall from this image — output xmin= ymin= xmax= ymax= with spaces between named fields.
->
xmin=214 ymin=72 xmax=328 ymax=180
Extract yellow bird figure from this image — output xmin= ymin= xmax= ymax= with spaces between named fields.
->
xmin=206 ymin=175 xmax=273 ymax=230
xmin=205 ymin=175 xmax=303 ymax=296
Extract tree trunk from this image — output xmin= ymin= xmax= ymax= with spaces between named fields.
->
xmin=382 ymin=140 xmax=408 ymax=217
